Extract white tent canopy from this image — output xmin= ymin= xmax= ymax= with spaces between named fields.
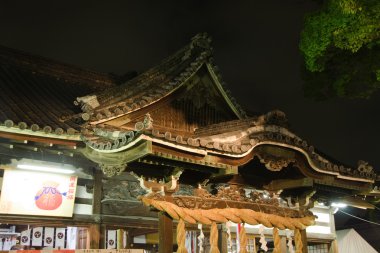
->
xmin=336 ymin=229 xmax=378 ymax=253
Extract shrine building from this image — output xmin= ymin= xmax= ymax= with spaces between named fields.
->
xmin=0 ymin=33 xmax=378 ymax=253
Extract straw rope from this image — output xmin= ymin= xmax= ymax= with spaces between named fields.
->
xmin=272 ymin=227 xmax=281 ymax=253
xmin=142 ymin=197 xmax=315 ymax=229
xmin=239 ymin=224 xmax=248 ymax=253
xmin=209 ymin=222 xmax=220 ymax=253
xmin=294 ymin=229 xmax=303 ymax=253
xmin=176 ymin=219 xmax=187 ymax=253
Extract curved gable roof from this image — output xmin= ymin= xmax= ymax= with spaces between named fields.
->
xmin=75 ymin=33 xmax=247 ymax=124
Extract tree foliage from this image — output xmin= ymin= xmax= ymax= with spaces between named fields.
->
xmin=300 ymin=0 xmax=380 ymax=99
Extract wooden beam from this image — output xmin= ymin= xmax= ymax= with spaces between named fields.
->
xmin=158 ymin=212 xmax=173 ymax=253
xmin=0 ymin=131 xmax=79 ymax=147
xmin=264 ymin=178 xmax=313 ymax=191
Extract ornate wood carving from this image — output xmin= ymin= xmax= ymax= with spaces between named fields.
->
xmin=138 ymin=177 xmax=314 ymax=218
xmin=99 ymin=163 xmax=127 ymax=177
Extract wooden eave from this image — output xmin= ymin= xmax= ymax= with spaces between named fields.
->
xmin=0 ymin=130 xmax=80 ymax=147
xmin=83 ymin=129 xmax=375 ymax=191
xmin=82 ymin=109 xmax=376 ymax=185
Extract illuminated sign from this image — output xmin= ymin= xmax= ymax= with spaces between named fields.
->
xmin=0 ymin=170 xmax=77 ymax=217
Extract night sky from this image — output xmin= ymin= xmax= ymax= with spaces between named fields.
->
xmin=1 ymin=0 xmax=379 ymax=245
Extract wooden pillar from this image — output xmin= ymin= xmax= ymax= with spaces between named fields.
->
xmin=159 ymin=212 xmax=173 ymax=253
xmin=88 ymin=224 xmax=101 ymax=249
xmin=99 ymin=224 xmax=107 ymax=249
xmin=218 ymin=224 xmax=228 ymax=253
xmin=301 ymin=229 xmax=308 ymax=253
xmin=125 ymin=230 xmax=133 ymax=248
xmin=90 ymin=169 xmax=103 ymax=249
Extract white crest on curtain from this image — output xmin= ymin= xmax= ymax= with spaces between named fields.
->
xmin=31 ymin=227 xmax=43 ymax=246
xmin=20 ymin=229 xmax=31 ymax=246
xmin=55 ymin=228 xmax=66 ymax=249
xmin=43 ymin=227 xmax=54 ymax=248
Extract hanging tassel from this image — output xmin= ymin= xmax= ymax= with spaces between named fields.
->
xmin=272 ymin=228 xmax=281 ymax=253
xmin=177 ymin=219 xmax=188 ymax=253
xmin=259 ymin=225 xmax=268 ymax=252
xmin=294 ymin=229 xmax=303 ymax=253
xmin=286 ymin=230 xmax=295 ymax=253
xmin=239 ymin=224 xmax=248 ymax=253
xmin=209 ymin=222 xmax=220 ymax=253
xmin=197 ymin=224 xmax=205 ymax=253
xmin=225 ymin=221 xmax=233 ymax=251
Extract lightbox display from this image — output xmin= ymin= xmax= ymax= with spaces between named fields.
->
xmin=0 ymin=169 xmax=77 ymax=217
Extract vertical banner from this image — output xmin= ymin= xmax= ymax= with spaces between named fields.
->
xmin=107 ymin=230 xmax=117 ymax=249
xmin=185 ymin=231 xmax=197 ymax=253
xmin=3 ymin=237 xmax=12 ymax=250
xmin=32 ymin=227 xmax=43 ymax=246
xmin=44 ymin=227 xmax=55 ymax=248
xmin=66 ymin=227 xmax=77 ymax=249
xmin=20 ymin=229 xmax=31 ymax=246
xmin=185 ymin=231 xmax=192 ymax=253
xmin=55 ymin=228 xmax=66 ymax=249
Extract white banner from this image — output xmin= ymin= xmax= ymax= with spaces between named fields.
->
xmin=55 ymin=228 xmax=66 ymax=249
xmin=1 ymin=237 xmax=12 ymax=250
xmin=66 ymin=227 xmax=77 ymax=249
xmin=0 ymin=170 xmax=77 ymax=217
xmin=20 ymin=229 xmax=31 ymax=246
xmin=44 ymin=227 xmax=55 ymax=247
xmin=107 ymin=230 xmax=117 ymax=249
xmin=32 ymin=227 xmax=43 ymax=246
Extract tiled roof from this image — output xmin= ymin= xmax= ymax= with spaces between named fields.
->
xmin=76 ymin=33 xmax=247 ymax=122
xmin=0 ymin=46 xmax=120 ymax=136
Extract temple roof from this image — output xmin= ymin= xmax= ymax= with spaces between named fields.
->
xmin=82 ymin=111 xmax=377 ymax=183
xmin=75 ymin=33 xmax=246 ymax=123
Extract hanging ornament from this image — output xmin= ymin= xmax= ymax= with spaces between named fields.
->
xmin=286 ymin=230 xmax=295 ymax=253
xmin=225 ymin=221 xmax=233 ymax=251
xmin=197 ymin=224 xmax=205 ymax=253
xmin=258 ymin=226 xmax=268 ymax=252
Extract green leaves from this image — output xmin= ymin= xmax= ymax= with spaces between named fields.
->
xmin=300 ymin=0 xmax=380 ymax=99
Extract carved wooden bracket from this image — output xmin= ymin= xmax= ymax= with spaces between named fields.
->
xmin=100 ymin=163 xmax=127 ymax=177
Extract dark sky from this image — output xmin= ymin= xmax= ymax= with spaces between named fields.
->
xmin=1 ymin=0 xmax=379 ymax=171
